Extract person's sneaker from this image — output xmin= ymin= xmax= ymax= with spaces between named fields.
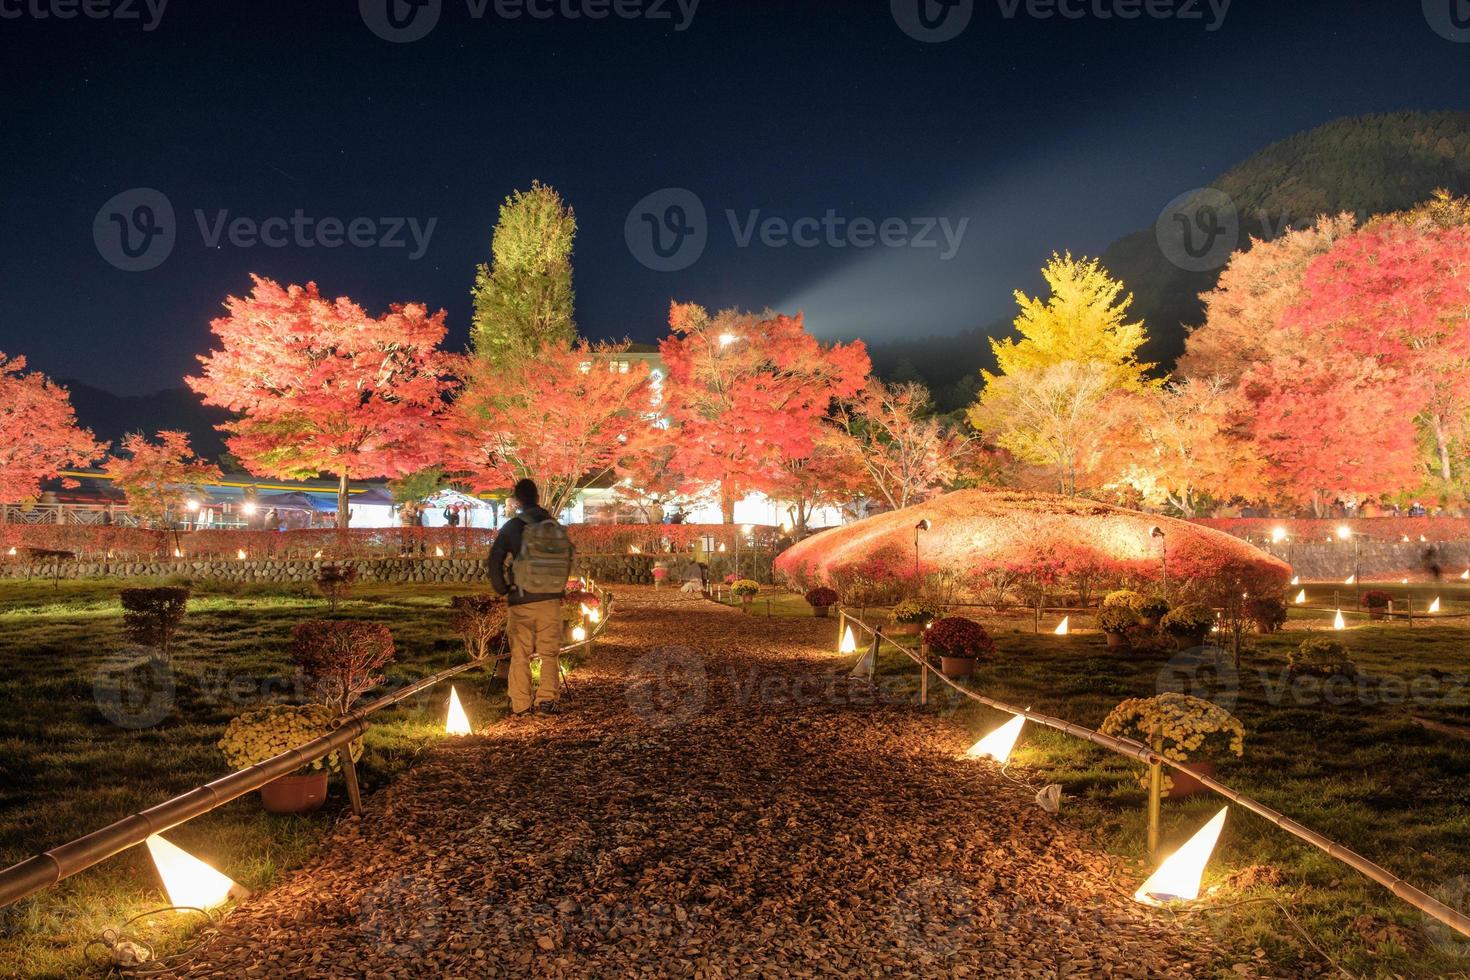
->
xmin=534 ymin=701 xmax=563 ymax=716
xmin=507 ymin=708 xmax=533 ymax=722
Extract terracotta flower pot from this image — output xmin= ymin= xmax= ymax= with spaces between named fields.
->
xmin=812 ymin=605 xmax=829 ymax=618
xmin=888 ymin=622 xmax=921 ymax=637
xmin=1138 ymin=617 xmax=1159 ymax=630
xmin=1166 ymin=760 xmax=1217 ymax=799
xmin=939 ymin=655 xmax=976 ymax=680
xmin=1105 ymin=631 xmax=1129 ymax=650
xmin=260 ymin=771 xmax=329 ymax=814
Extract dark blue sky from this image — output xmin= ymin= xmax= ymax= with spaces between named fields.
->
xmin=3 ymin=0 xmax=1469 ymax=393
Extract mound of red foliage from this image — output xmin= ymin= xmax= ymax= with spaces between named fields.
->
xmin=776 ymin=489 xmax=1289 ymax=604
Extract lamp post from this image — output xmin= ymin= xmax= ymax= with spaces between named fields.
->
xmin=914 ymin=519 xmax=931 ymax=578
xmin=1150 ymin=526 xmax=1167 ymax=591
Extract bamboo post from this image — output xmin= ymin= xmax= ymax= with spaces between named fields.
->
xmin=1147 ymin=727 xmax=1163 ymax=859
xmin=837 ymin=609 xmax=846 ymax=651
xmin=919 ymin=637 xmax=929 ymax=706
xmin=340 ymin=750 xmax=364 ymax=816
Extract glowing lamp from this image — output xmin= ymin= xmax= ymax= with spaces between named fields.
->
xmin=1270 ymin=527 xmax=1287 ymax=543
xmin=434 ymin=546 xmax=444 ymax=557
xmin=571 ymin=624 xmax=588 ymax=643
xmin=146 ymin=835 xmax=241 ymax=910
xmin=185 ymin=499 xmax=201 ymax=512
xmin=718 ymin=332 xmax=738 ymax=346
xmin=629 ymin=545 xmax=641 ymax=554
xmin=587 ymin=607 xmax=602 ymax=624
xmin=1336 ymin=525 xmax=1352 ymax=541
xmin=313 ymin=550 xmax=323 ymax=559
xmin=5 ymin=547 xmax=15 ymax=557
xmin=1290 ymin=575 xmax=1300 ymax=586
xmin=173 ymin=548 xmax=184 ymax=559
xmin=1344 ymin=574 xmax=1356 ymax=585
xmin=236 ymin=549 xmax=248 ymax=561
xmin=1134 ymin=807 xmax=1228 ymax=906
xmin=1421 ymin=535 xmax=1428 ymax=543
xmin=1402 ymin=577 xmax=1410 ymax=585
xmin=445 ymin=685 xmax=472 ymax=736
xmin=1462 ymin=569 xmax=1470 ymax=581
xmin=242 ymin=501 xmax=258 ymax=517
xmin=1402 ymin=535 xmax=1412 ymax=543
xmin=966 ymin=714 xmax=1025 ymax=763
xmin=1333 ymin=609 xmax=1346 ymax=630
xmin=717 ymin=543 xmax=727 ymax=553
xmin=839 ymin=626 xmax=857 ymax=654
xmin=1053 ymin=616 xmax=1070 ymax=636
xmin=1294 ymin=589 xmax=1306 ymax=604
xmin=1429 ymin=597 xmax=1442 ymax=613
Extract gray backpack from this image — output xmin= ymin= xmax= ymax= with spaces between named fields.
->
xmin=511 ymin=515 xmax=574 ymax=595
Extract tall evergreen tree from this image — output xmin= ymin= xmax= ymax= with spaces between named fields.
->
xmin=470 ymin=182 xmax=577 ymax=364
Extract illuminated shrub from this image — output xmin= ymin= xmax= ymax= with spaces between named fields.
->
xmin=450 ymin=595 xmax=507 ymax=661
xmin=891 ymin=597 xmax=942 ymax=626
xmin=1360 ymin=590 xmax=1392 ymax=610
xmin=289 ymin=620 xmax=396 ymax=714
xmin=804 ymin=587 xmax=840 ymax=609
xmin=1136 ymin=596 xmax=1171 ymax=621
xmin=315 ymin=564 xmax=358 ymax=613
xmin=1161 ymin=603 xmax=1216 ymax=638
xmin=1289 ymin=638 xmax=1355 ymax=677
xmin=1097 ymin=604 xmax=1140 ymax=634
xmin=1245 ymin=596 xmax=1288 ymax=634
xmin=1103 ymin=589 xmax=1145 ymax=609
xmin=924 ymin=617 xmax=995 ymax=661
xmin=119 ymin=586 xmax=190 ymax=662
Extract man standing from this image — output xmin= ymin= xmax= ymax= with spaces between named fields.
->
xmin=489 ymin=479 xmax=574 ymax=716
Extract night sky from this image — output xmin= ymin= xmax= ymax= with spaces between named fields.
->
xmin=3 ymin=0 xmax=1469 ymax=394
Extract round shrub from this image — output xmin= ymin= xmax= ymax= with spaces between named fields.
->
xmin=290 ymin=620 xmax=396 ymax=714
xmin=1161 ymin=603 xmax=1216 ymax=637
xmin=1097 ymin=603 xmax=1140 ymax=634
xmin=1245 ymin=596 xmax=1288 ymax=634
xmin=925 ymin=617 xmax=995 ymax=661
xmin=217 ymin=703 xmax=362 ymax=774
xmin=804 ymin=587 xmax=840 ymax=609
xmin=891 ymin=597 xmax=942 ymax=625
xmin=1136 ymin=596 xmax=1171 ymax=621
xmin=1360 ymin=590 xmax=1392 ymax=610
xmin=119 ymin=586 xmax=191 ymax=660
xmin=1289 ymin=638 xmax=1355 ymax=677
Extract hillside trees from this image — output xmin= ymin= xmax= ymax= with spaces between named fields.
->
xmin=0 ymin=353 xmax=100 ymax=504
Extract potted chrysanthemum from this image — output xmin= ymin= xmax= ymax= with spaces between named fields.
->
xmin=924 ymin=616 xmax=995 ymax=680
xmin=889 ymin=598 xmax=942 ymax=636
xmin=218 ymin=704 xmax=362 ymax=813
xmin=1096 ymin=603 xmax=1139 ymax=649
xmin=804 ymin=587 xmax=840 ymax=618
xmin=1100 ymin=693 xmax=1244 ymax=798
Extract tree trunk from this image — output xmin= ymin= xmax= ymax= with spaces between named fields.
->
xmin=720 ymin=489 xmax=735 ymax=525
xmin=1433 ymin=416 xmax=1453 ymax=484
xmin=337 ymin=473 xmax=350 ymax=531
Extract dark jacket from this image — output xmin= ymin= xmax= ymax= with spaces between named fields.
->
xmin=489 ymin=506 xmax=563 ymax=605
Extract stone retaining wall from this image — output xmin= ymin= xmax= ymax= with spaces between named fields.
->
xmin=1256 ymin=541 xmax=1470 ymax=581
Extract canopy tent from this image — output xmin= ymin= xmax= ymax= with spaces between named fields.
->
xmin=419 ymin=488 xmax=499 ymax=529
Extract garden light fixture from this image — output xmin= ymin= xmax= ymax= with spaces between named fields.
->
xmin=146 ymin=835 xmax=242 ymax=911
xmin=1430 ymin=597 xmax=1442 ymax=613
xmin=445 ymin=686 xmax=472 ymax=736
xmin=186 ymin=499 xmax=200 ymax=512
xmin=718 ymin=332 xmax=738 ymax=346
xmin=1134 ymin=807 xmax=1227 ymax=906
xmin=571 ymin=624 xmax=588 ymax=643
xmin=967 ymin=714 xmax=1025 ymax=763
xmin=1291 ymin=575 xmax=1300 ymax=585
xmin=236 ymin=549 xmax=247 ymax=561
xmin=242 ymin=501 xmax=258 ymax=517
xmin=1336 ymin=525 xmax=1352 ymax=541
xmin=839 ymin=625 xmax=857 ymax=654
xmin=1462 ymin=569 xmax=1470 ymax=581
xmin=1295 ymin=589 xmax=1306 ymax=604
xmin=1053 ymin=616 xmax=1070 ymax=635
xmin=1333 ymin=609 xmax=1346 ymax=630
xmin=1270 ymin=527 xmax=1287 ymax=543
xmin=1344 ymin=574 xmax=1356 ymax=585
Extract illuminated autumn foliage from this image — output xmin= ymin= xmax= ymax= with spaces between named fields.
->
xmin=660 ymin=303 xmax=870 ymax=522
xmin=188 ymin=277 xmax=453 ymax=528
xmin=104 ymin=430 xmax=221 ymax=527
xmin=0 ymin=352 xmax=100 ymax=504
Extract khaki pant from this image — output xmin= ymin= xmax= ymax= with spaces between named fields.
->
xmin=507 ymin=599 xmax=561 ymax=713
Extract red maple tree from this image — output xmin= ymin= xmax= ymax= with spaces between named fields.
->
xmin=834 ymin=380 xmax=972 ymax=511
xmin=446 ymin=341 xmax=655 ymax=515
xmin=105 ymin=430 xmax=222 ymax=527
xmin=659 ymin=303 xmax=870 ymax=522
xmin=0 ymin=352 xmax=100 ymax=505
xmin=187 ymin=277 xmax=453 ymax=528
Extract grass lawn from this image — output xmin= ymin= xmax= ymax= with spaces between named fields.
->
xmin=733 ymin=584 xmax=1470 ymax=978
xmin=0 ymin=578 xmax=513 ymax=979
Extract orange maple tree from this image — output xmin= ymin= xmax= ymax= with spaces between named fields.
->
xmin=105 ymin=430 xmax=222 ymax=527
xmin=659 ymin=303 xmax=870 ymax=523
xmin=187 ymin=276 xmax=453 ymax=528
xmin=0 ymin=352 xmax=100 ymax=505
